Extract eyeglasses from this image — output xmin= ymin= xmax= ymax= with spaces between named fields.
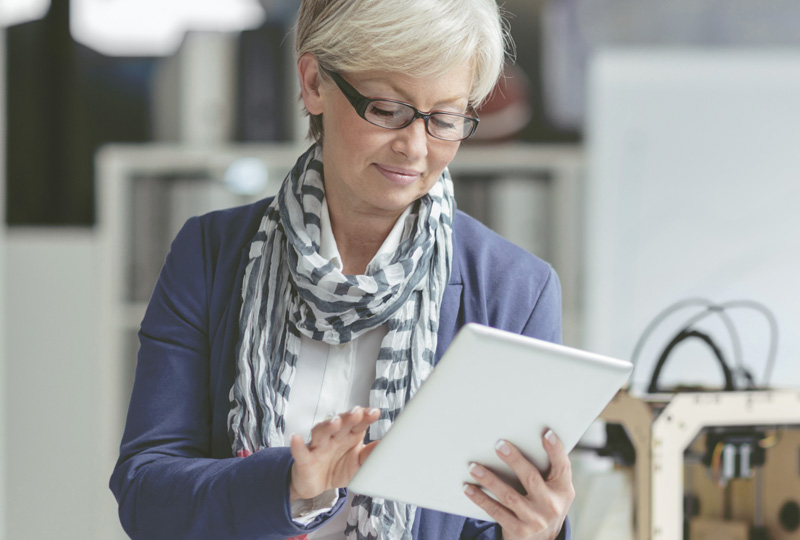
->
xmin=326 ymin=70 xmax=480 ymax=142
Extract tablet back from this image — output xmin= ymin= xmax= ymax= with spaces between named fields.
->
xmin=348 ymin=323 xmax=632 ymax=522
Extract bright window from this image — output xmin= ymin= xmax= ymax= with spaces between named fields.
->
xmin=70 ymin=0 xmax=265 ymax=56
xmin=0 ymin=0 xmax=50 ymax=28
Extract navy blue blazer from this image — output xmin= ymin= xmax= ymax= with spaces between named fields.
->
xmin=110 ymin=196 xmax=571 ymax=540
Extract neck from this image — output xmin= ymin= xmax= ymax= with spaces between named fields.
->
xmin=327 ymin=206 xmax=403 ymax=275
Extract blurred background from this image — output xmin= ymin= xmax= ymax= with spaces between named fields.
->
xmin=1 ymin=0 xmax=800 ymax=539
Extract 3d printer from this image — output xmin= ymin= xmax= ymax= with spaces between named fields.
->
xmin=592 ymin=299 xmax=800 ymax=540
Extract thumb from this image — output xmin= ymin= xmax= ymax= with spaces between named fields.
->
xmin=358 ymin=440 xmax=380 ymax=466
xmin=289 ymin=433 xmax=310 ymax=463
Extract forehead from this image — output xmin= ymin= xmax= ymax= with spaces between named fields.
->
xmin=347 ymin=61 xmax=474 ymax=109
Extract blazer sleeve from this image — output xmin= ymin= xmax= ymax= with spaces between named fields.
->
xmin=522 ymin=266 xmax=563 ymax=345
xmin=109 ymin=217 xmax=345 ymax=540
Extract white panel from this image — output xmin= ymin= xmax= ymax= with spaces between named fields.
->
xmin=584 ymin=49 xmax=800 ymax=391
xmin=4 ymin=230 xmax=108 ymax=540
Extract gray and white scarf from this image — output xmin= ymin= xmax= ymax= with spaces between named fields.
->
xmin=228 ymin=144 xmax=455 ymax=540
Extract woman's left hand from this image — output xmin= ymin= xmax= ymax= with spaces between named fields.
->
xmin=463 ymin=430 xmax=575 ymax=540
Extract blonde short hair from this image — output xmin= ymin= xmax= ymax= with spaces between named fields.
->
xmin=295 ymin=0 xmax=512 ymax=143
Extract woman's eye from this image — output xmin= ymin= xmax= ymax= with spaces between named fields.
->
xmin=370 ymin=106 xmax=396 ymax=118
xmin=367 ymin=101 xmax=406 ymax=118
xmin=431 ymin=116 xmax=457 ymax=130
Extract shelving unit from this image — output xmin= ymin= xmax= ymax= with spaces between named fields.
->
xmin=95 ymin=141 xmax=583 ymax=538
xmin=450 ymin=143 xmax=584 ymax=345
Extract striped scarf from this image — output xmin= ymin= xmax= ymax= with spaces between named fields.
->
xmin=228 ymin=144 xmax=455 ymax=540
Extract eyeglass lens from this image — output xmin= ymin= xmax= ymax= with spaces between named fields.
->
xmin=364 ymin=100 xmax=475 ymax=141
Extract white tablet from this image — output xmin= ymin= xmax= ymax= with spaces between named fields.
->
xmin=348 ymin=323 xmax=632 ymax=522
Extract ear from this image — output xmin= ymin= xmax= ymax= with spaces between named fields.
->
xmin=298 ymin=53 xmax=325 ymax=115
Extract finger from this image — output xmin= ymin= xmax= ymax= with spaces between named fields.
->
xmin=542 ymin=429 xmax=573 ymax=488
xmin=308 ymin=415 xmax=342 ymax=449
xmin=462 ymin=481 xmax=527 ymax=532
xmin=339 ymin=407 xmax=369 ymax=430
xmin=468 ymin=462 xmax=538 ymax=524
xmin=332 ymin=407 xmax=380 ymax=440
xmin=494 ymin=439 xmax=546 ymax=495
xmin=347 ymin=407 xmax=381 ymax=435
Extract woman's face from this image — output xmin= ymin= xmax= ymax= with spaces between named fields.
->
xmin=300 ymin=56 xmax=473 ymax=224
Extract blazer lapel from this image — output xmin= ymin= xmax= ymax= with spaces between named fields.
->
xmin=436 ymin=226 xmax=464 ymax=363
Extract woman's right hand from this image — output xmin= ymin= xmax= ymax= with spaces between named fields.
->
xmin=288 ymin=406 xmax=381 ymax=501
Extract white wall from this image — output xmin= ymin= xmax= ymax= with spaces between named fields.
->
xmin=0 ymin=26 xmax=8 ymax=540
xmin=3 ymin=230 xmax=113 ymax=540
xmin=0 ymin=25 xmax=126 ymax=540
xmin=584 ymin=49 xmax=800 ymax=392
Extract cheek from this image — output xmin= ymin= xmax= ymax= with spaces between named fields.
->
xmin=431 ymin=142 xmax=460 ymax=171
xmin=330 ymin=112 xmax=383 ymax=154
xmin=422 ymin=145 xmax=459 ymax=192
xmin=321 ymin=93 xmax=367 ymax=146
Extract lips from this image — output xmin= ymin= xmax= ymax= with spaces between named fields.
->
xmin=374 ymin=164 xmax=422 ymax=186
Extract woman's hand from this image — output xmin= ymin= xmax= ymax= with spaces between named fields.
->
xmin=463 ymin=430 xmax=575 ymax=540
xmin=288 ymin=406 xmax=381 ymax=501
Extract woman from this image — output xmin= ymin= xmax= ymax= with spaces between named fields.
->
xmin=110 ymin=1 xmax=575 ymax=539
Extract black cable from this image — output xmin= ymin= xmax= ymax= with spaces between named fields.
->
xmin=635 ymin=298 xmax=780 ymax=392
xmin=677 ymin=300 xmax=779 ymax=387
xmin=630 ymin=298 xmax=743 ymax=386
xmin=671 ymin=304 xmax=754 ymax=389
xmin=647 ymin=329 xmax=735 ymax=393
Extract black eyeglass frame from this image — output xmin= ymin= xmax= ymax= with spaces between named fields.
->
xmin=325 ymin=70 xmax=480 ymax=141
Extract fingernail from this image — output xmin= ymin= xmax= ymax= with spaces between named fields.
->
xmin=495 ymin=439 xmax=512 ymax=456
xmin=369 ymin=408 xmax=380 ymax=416
xmin=463 ymin=484 xmax=476 ymax=496
xmin=350 ymin=406 xmax=360 ymax=414
xmin=468 ymin=463 xmax=485 ymax=478
xmin=545 ymin=429 xmax=557 ymax=445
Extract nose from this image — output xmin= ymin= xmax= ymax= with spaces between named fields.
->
xmin=391 ymin=117 xmax=429 ymax=161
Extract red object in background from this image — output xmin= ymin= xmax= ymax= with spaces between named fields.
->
xmin=471 ymin=64 xmax=533 ymax=142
